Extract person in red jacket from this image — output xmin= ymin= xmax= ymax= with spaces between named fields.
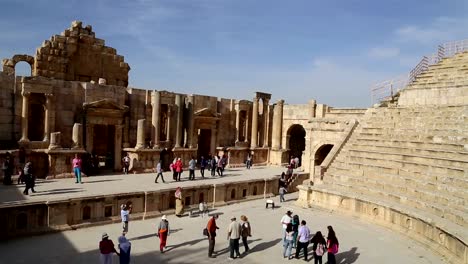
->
xmin=175 ymin=158 xmax=183 ymax=181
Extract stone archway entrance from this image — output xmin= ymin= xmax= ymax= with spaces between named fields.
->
xmin=315 ymin=144 xmax=334 ymax=166
xmin=83 ymin=99 xmax=128 ymax=173
xmin=193 ymin=108 xmax=220 ymax=158
xmin=287 ymin=124 xmax=306 ymax=166
xmin=197 ymin=129 xmax=212 ymax=159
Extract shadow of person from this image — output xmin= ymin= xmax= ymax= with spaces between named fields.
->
xmin=336 ymin=247 xmax=360 ymax=264
xmin=214 ymin=238 xmax=263 ymax=257
xmin=248 ymin=238 xmax=282 ymax=254
xmin=164 ymin=237 xmax=206 ymax=252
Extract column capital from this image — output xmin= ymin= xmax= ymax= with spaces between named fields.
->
xmin=45 ymin=93 xmax=54 ymax=98
xmin=22 ymin=91 xmax=31 ymax=97
xmin=277 ymin=99 xmax=284 ymax=106
xmin=252 ymin=97 xmax=259 ymax=103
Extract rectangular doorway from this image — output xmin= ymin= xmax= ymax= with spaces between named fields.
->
xmin=93 ymin=125 xmax=115 ymax=169
xmin=197 ymin=129 xmax=211 ymax=158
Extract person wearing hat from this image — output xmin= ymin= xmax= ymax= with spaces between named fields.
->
xmin=157 ymin=215 xmax=170 ymax=253
xmin=121 ymin=203 xmax=132 ymax=235
xmin=99 ymin=232 xmax=119 ymax=264
xmin=280 ymin=211 xmax=293 ymax=243
xmin=227 ymin=216 xmax=241 ymax=260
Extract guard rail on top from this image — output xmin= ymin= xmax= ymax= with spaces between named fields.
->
xmin=371 ymin=39 xmax=468 ymax=104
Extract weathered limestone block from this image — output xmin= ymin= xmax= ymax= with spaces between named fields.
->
xmin=135 ymin=119 xmax=146 ymax=149
xmin=48 ymin=132 xmax=61 ymax=150
xmin=72 ymin=123 xmax=83 ymax=149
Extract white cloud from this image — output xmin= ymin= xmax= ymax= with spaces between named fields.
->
xmin=368 ymin=47 xmax=400 ymax=59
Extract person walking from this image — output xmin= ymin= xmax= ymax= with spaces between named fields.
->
xmin=157 ymin=215 xmax=170 ymax=253
xmin=175 ymin=187 xmax=184 ymax=217
xmin=118 ymin=235 xmax=131 ymax=264
xmin=240 ymin=215 xmax=251 ymax=253
xmin=121 ymin=203 xmax=132 ymax=235
xmin=216 ymin=156 xmax=223 ymax=176
xmin=200 ymin=156 xmax=206 ymax=178
xmin=155 ymin=160 xmax=165 ymax=183
xmin=310 ymin=231 xmax=327 ymax=264
xmin=207 ymin=214 xmax=219 ymax=258
xmin=279 ymin=185 xmax=287 ymax=203
xmin=295 ymin=220 xmax=311 ymax=261
xmin=326 ymin=226 xmax=339 ymax=264
xmin=210 ymin=157 xmax=217 ymax=176
xmin=188 ymin=157 xmax=196 ymax=180
xmin=122 ymin=153 xmax=130 ymax=174
xmin=175 ymin=158 xmax=183 ymax=181
xmin=99 ymin=232 xmax=119 ymax=264
xmin=23 ymin=162 xmax=36 ymax=195
xmin=171 ymin=158 xmax=177 ymax=181
xmin=2 ymin=152 xmax=13 ymax=185
xmin=72 ymin=154 xmax=83 ymax=184
xmin=280 ymin=211 xmax=293 ymax=243
xmin=227 ymin=216 xmax=241 ymax=260
xmin=291 ymin=215 xmax=300 ymax=248
xmin=283 ymin=223 xmax=294 ymax=259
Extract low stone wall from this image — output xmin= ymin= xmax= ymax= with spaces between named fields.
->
xmin=296 ymin=185 xmax=467 ymax=264
xmin=1 ymin=175 xmax=285 ymax=240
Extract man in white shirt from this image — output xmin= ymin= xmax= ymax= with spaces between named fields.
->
xmin=295 ymin=220 xmax=311 ymax=260
xmin=121 ymin=203 xmax=132 ymax=234
xmin=189 ymin=157 xmax=196 ymax=180
xmin=280 ymin=210 xmax=293 ymax=243
xmin=227 ymin=216 xmax=241 ymax=260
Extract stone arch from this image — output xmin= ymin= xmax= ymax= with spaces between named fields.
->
xmin=286 ymin=124 xmax=306 ymax=166
xmin=2 ymin=54 xmax=34 ymax=76
xmin=314 ymin=144 xmax=334 ymax=166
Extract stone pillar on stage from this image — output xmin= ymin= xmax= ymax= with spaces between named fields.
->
xmin=135 ymin=119 xmax=146 ymax=150
xmin=250 ymin=97 xmax=259 ymax=148
xmin=151 ymin=90 xmax=161 ymax=149
xmin=174 ymin=94 xmax=184 ymax=148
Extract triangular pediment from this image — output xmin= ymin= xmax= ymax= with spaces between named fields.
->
xmin=83 ymin=99 xmax=128 ymax=111
xmin=194 ymin=108 xmax=219 ymax=118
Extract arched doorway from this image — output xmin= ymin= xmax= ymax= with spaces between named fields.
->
xmin=287 ymin=124 xmax=306 ymax=166
xmin=315 ymin=144 xmax=334 ymax=166
xmin=28 ymin=93 xmax=46 ymax=141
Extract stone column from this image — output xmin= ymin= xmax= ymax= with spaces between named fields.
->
xmin=250 ymin=97 xmax=259 ymax=148
xmin=72 ymin=123 xmax=83 ymax=149
xmin=166 ymin=106 xmax=172 ymax=144
xmin=19 ymin=92 xmax=30 ymax=143
xmin=244 ymin=109 xmax=250 ymax=143
xmin=235 ymin=102 xmax=240 ymax=142
xmin=272 ymin=100 xmax=284 ymax=150
xmin=48 ymin=132 xmax=61 ymax=150
xmin=174 ymin=94 xmax=183 ymax=148
xmin=263 ymin=99 xmax=270 ymax=147
xmin=43 ymin=94 xmax=52 ymax=141
xmin=151 ymin=90 xmax=161 ymax=148
xmin=114 ymin=125 xmax=123 ymax=171
xmin=187 ymin=95 xmax=194 ymax=148
xmin=309 ymin=99 xmax=316 ymax=118
xmin=135 ymin=119 xmax=145 ymax=149
xmin=123 ymin=116 xmax=130 ymax=148
xmin=85 ymin=123 xmax=94 ymax=153
xmin=210 ymin=126 xmax=217 ymax=155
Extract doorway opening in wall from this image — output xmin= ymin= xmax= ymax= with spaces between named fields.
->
xmin=160 ymin=148 xmax=173 ymax=171
xmin=315 ymin=144 xmax=334 ymax=166
xmin=93 ymin=124 xmax=115 ymax=173
xmin=28 ymin=93 xmax=46 ymax=141
xmin=197 ymin=129 xmax=211 ymax=159
xmin=287 ymin=124 xmax=306 ymax=167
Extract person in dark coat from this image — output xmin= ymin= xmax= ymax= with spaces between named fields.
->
xmin=23 ymin=162 xmax=36 ymax=195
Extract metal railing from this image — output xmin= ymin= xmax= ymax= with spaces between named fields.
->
xmin=371 ymin=39 xmax=468 ymax=104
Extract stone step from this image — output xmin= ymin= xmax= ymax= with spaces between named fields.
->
xmin=360 ymin=126 xmax=467 ymax=137
xmin=358 ymin=132 xmax=468 ymax=145
xmin=353 ymin=137 xmax=466 ymax=152
xmin=347 ymin=148 xmax=468 ymax=168
xmin=328 ymin=180 xmax=468 ymax=227
xmin=311 ymin=185 xmax=468 ymax=244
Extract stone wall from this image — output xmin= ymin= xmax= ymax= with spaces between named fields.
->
xmin=0 ymin=72 xmax=15 ymax=145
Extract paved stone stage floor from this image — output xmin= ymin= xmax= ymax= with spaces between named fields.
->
xmin=0 ymin=166 xmax=285 ymax=205
xmin=0 ymin=193 xmax=444 ymax=264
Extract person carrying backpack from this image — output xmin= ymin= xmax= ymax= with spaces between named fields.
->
xmin=310 ymin=231 xmax=327 ymax=264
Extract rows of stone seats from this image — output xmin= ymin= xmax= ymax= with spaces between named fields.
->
xmin=323 ymin=105 xmax=467 ymax=235
xmin=408 ymin=51 xmax=468 ymax=89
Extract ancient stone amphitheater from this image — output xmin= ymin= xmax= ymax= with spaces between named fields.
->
xmin=298 ymin=50 xmax=468 ymax=263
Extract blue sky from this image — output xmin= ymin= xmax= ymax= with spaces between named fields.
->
xmin=1 ymin=0 xmax=467 ymax=107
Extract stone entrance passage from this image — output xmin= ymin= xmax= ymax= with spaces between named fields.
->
xmin=287 ymin=124 xmax=306 ymax=166
xmin=197 ymin=129 xmax=211 ymax=158
xmin=92 ymin=124 xmax=115 ymax=169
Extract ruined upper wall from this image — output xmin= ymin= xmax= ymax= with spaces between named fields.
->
xmin=2 ymin=21 xmax=130 ymax=87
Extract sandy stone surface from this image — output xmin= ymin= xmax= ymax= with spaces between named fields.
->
xmin=0 ymin=193 xmax=444 ymax=264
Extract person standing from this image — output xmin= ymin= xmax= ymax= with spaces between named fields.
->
xmin=326 ymin=225 xmax=339 ymax=264
xmin=2 ymin=152 xmax=13 ymax=185
xmin=295 ymin=220 xmax=311 ymax=261
xmin=157 ymin=215 xmax=170 ymax=253
xmin=283 ymin=223 xmax=294 ymax=259
xmin=188 ymin=157 xmax=196 ymax=180
xmin=227 ymin=216 xmax=241 ymax=260
xmin=210 ymin=157 xmax=217 ymax=176
xmin=99 ymin=232 xmax=119 ymax=264
xmin=175 ymin=187 xmax=184 ymax=217
xmin=280 ymin=211 xmax=293 ymax=243
xmin=175 ymin=158 xmax=183 ymax=181
xmin=246 ymin=154 xmax=252 ymax=169
xmin=121 ymin=204 xmax=132 ymax=235
xmin=294 ymin=157 xmax=300 ymax=168
xmin=240 ymin=215 xmax=251 ymax=253
xmin=23 ymin=162 xmax=36 ymax=195
xmin=200 ymin=156 xmax=206 ymax=178
xmin=72 ymin=154 xmax=83 ymax=184
xmin=310 ymin=231 xmax=327 ymax=264
xmin=216 ymin=156 xmax=223 ymax=176
xmin=155 ymin=160 xmax=165 ymax=183
xmin=207 ymin=214 xmax=219 ymax=258
xmin=279 ymin=185 xmax=287 ymax=203
xmin=118 ymin=235 xmax=131 ymax=264
xmin=122 ymin=153 xmax=130 ymax=174
xmin=291 ymin=215 xmax=300 ymax=248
